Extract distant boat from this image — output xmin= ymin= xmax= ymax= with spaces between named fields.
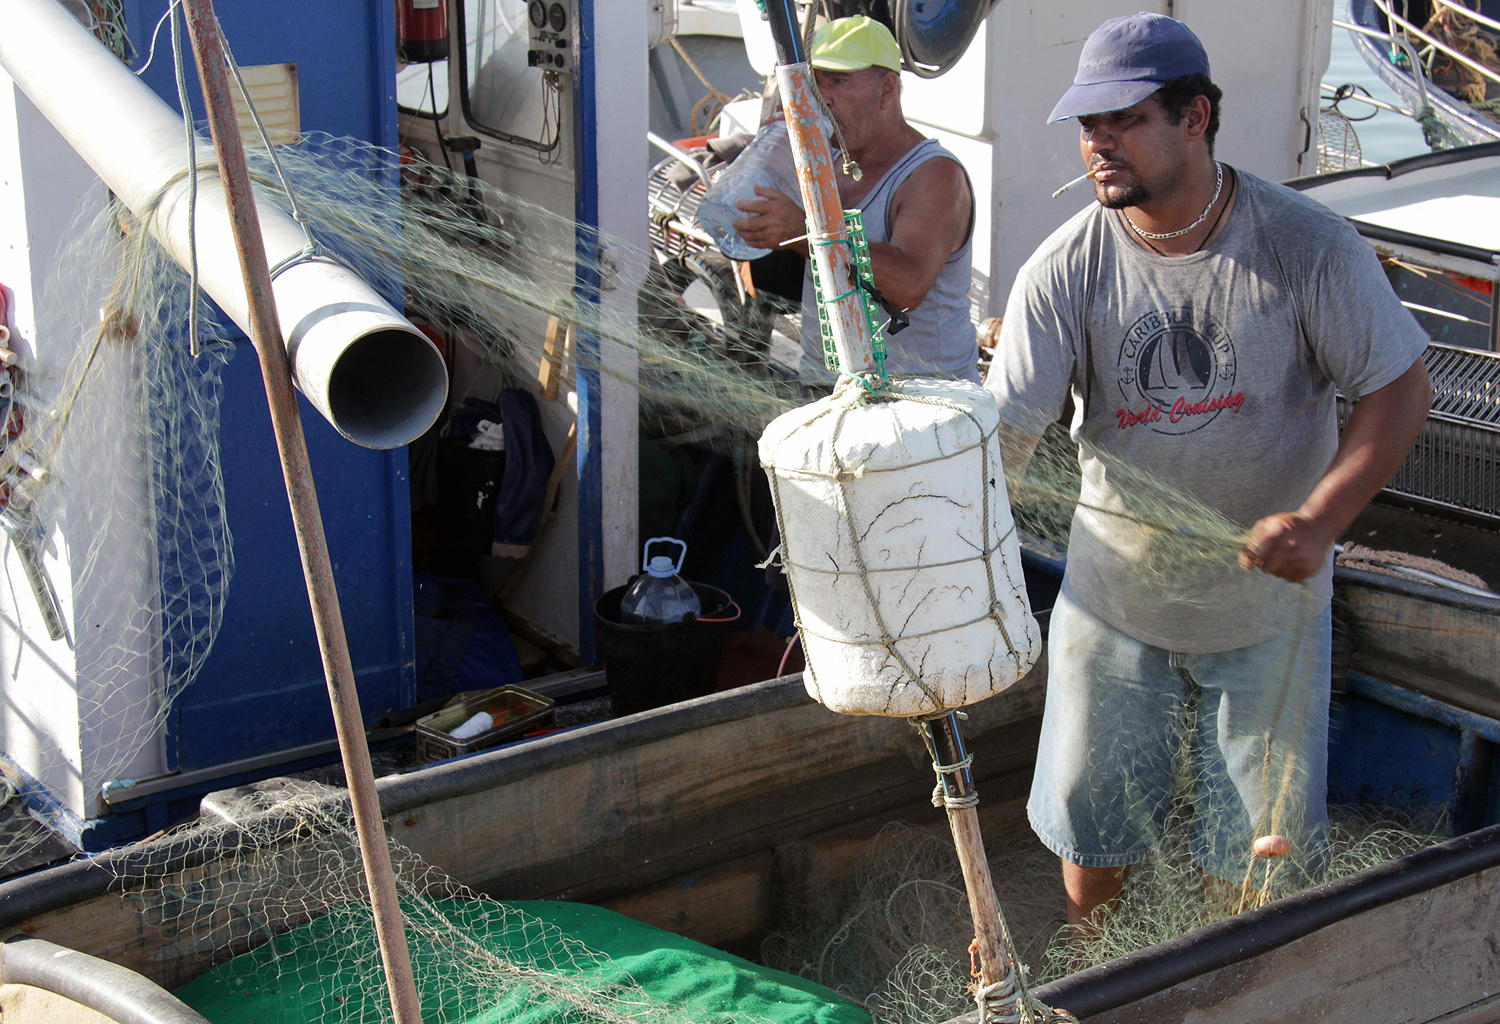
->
xmin=1345 ymin=0 xmax=1500 ymax=147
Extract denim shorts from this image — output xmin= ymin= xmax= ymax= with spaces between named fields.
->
xmin=1027 ymin=577 xmax=1332 ymax=883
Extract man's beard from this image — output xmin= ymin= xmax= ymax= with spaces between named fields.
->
xmin=1096 ymin=178 xmax=1150 ymax=209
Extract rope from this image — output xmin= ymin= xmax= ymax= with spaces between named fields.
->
xmin=167 ymin=1 xmax=203 ymax=357
xmin=1337 ymin=543 xmax=1490 ymax=590
xmin=670 ymin=37 xmax=730 ymax=136
xmin=1415 ymin=104 xmax=1460 ymax=149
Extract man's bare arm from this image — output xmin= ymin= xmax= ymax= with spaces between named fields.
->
xmin=730 ymin=157 xmax=970 ymax=315
xmin=1241 ymin=358 xmax=1432 ymax=582
xmin=866 ymin=158 xmax=971 ymax=312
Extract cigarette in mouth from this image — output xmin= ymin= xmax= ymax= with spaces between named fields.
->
xmin=1051 ymin=168 xmax=1100 ymax=199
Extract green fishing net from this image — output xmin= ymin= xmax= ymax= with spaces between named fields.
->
xmin=176 ymin=898 xmax=867 ymax=1024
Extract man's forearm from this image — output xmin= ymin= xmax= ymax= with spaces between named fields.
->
xmin=997 ymin=421 xmax=1042 ymax=483
xmin=1301 ymin=358 xmax=1432 ymax=539
xmin=1241 ymin=358 xmax=1432 ymax=581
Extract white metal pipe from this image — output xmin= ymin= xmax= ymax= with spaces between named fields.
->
xmin=0 ymin=0 xmax=446 ymax=449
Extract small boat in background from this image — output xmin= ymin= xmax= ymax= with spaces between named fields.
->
xmin=1345 ymin=0 xmax=1500 ymax=146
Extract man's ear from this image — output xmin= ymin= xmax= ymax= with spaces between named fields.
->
xmin=879 ymin=68 xmax=899 ymax=108
xmin=1182 ymin=94 xmax=1211 ymax=141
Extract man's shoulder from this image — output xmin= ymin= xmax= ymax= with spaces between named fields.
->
xmin=892 ymin=137 xmax=969 ymax=188
xmin=886 ymin=140 xmax=973 ymax=231
xmin=898 ymin=152 xmax=969 ymax=215
xmin=1019 ymin=202 xmax=1110 ymax=274
xmin=1238 ymin=169 xmax=1360 ymax=239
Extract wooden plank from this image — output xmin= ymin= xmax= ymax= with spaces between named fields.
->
xmin=600 ymin=852 xmax=774 ymax=952
xmin=1340 ymin=580 xmax=1500 ymax=718
xmin=538 ymin=315 xmax=567 ymax=401
xmin=1087 ymin=864 xmax=1500 ymax=1024
xmin=590 ymin=784 xmax=1034 ymax=953
xmin=392 ymin=690 xmax=1044 ymax=900
xmin=1423 ymin=992 xmax=1500 ymax=1024
xmin=0 ymin=983 xmax=120 ymax=1024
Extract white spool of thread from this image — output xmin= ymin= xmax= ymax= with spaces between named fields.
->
xmin=759 ymin=378 xmax=1041 ymax=717
xmin=448 ymin=711 xmax=494 ymax=741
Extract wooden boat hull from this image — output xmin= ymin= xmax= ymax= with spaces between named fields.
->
xmin=0 ymin=669 xmax=1046 ymax=990
xmin=2 ymin=551 xmax=1499 ymax=1024
xmin=1031 ymin=824 xmax=1500 ymax=1024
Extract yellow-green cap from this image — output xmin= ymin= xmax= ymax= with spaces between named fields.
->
xmin=809 ymin=16 xmax=903 ymax=73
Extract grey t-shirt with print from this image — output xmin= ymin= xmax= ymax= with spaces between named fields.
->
xmin=985 ymin=169 xmax=1428 ymax=653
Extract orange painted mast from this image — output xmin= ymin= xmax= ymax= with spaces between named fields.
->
xmin=762 ymin=3 xmax=876 ymax=379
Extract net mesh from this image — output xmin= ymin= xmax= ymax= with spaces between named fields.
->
xmin=122 ymin=791 xmax=866 ymax=1024
xmin=0 ymin=33 xmax=1470 ymax=1024
xmin=0 ymin=185 xmax=234 ymax=871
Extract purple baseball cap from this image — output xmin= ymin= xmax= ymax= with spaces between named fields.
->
xmin=1047 ymin=12 xmax=1210 ymax=124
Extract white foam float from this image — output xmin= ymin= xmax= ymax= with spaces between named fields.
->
xmin=759 ymin=377 xmax=1041 ymax=717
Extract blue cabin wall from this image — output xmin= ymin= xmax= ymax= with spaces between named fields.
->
xmin=125 ymin=0 xmax=413 ymax=783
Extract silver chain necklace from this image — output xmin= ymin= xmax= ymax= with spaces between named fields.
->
xmin=1125 ymin=161 xmax=1223 ymax=241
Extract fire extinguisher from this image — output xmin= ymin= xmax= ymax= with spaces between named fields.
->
xmin=397 ymin=0 xmax=449 ymax=64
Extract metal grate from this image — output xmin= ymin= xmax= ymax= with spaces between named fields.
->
xmin=647 ymin=155 xmax=714 ymax=263
xmin=1342 ymin=342 xmax=1500 ymax=521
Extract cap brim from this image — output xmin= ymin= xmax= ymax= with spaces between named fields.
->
xmin=1047 ymin=79 xmax=1163 ymax=123
xmin=810 ymin=55 xmax=877 ymax=71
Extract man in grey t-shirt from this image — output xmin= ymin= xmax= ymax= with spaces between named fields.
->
xmin=984 ymin=13 xmax=1431 ymax=943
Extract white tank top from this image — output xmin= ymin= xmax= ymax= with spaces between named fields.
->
xmin=799 ymin=137 xmax=978 ymax=384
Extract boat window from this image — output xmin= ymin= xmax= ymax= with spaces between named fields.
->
xmin=398 ymin=59 xmax=450 ymax=119
xmin=460 ymin=0 xmax=562 ymax=153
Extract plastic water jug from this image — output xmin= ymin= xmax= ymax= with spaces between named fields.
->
xmin=619 ymin=537 xmax=702 ymax=625
xmin=696 ymin=118 xmax=823 ymax=261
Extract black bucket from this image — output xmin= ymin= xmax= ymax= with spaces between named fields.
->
xmin=594 ymin=582 xmax=737 ymax=717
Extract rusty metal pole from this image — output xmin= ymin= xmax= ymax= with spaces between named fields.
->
xmin=177 ymin=4 xmax=423 ymax=1022
xmin=923 ymin=713 xmax=1020 ymax=1017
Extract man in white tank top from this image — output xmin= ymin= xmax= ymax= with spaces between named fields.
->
xmin=729 ymin=16 xmax=979 ymax=385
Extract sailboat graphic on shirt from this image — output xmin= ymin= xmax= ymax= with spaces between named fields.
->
xmin=1115 ymin=308 xmax=1242 ymax=435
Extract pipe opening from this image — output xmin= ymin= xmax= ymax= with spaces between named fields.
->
xmin=326 ymin=328 xmax=447 ymax=449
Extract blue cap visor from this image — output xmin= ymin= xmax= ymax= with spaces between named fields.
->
xmin=1047 ymin=78 xmax=1164 ymax=124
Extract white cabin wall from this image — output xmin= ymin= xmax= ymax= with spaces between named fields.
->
xmin=1175 ymin=0 xmax=1335 ymax=181
xmin=0 ymin=79 xmax=164 ymax=821
xmin=900 ymin=24 xmax=996 ymax=319
xmin=405 ymin=0 xmax=644 ymax=658
xmin=465 ymin=149 xmax=588 ymax=655
xmin=592 ymin=2 xmax=646 ymax=596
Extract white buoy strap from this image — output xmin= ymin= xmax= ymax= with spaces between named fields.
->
xmin=758 ymin=378 xmax=1042 ymax=718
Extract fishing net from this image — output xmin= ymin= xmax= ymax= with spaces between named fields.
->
xmin=0 ymin=183 xmax=233 ymax=872
xmin=110 ymin=786 xmax=866 ymax=1024
xmin=0 ymin=24 xmax=1474 ymax=1024
xmin=0 ymin=126 xmax=802 ymax=875
xmin=757 ymin=809 xmax=1448 ymax=1024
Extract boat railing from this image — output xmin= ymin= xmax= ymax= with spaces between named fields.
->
xmin=1369 ymin=0 xmax=1500 ymax=97
xmin=648 ymin=130 xmax=711 ymax=186
xmin=1336 ymin=16 xmax=1435 ymax=111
